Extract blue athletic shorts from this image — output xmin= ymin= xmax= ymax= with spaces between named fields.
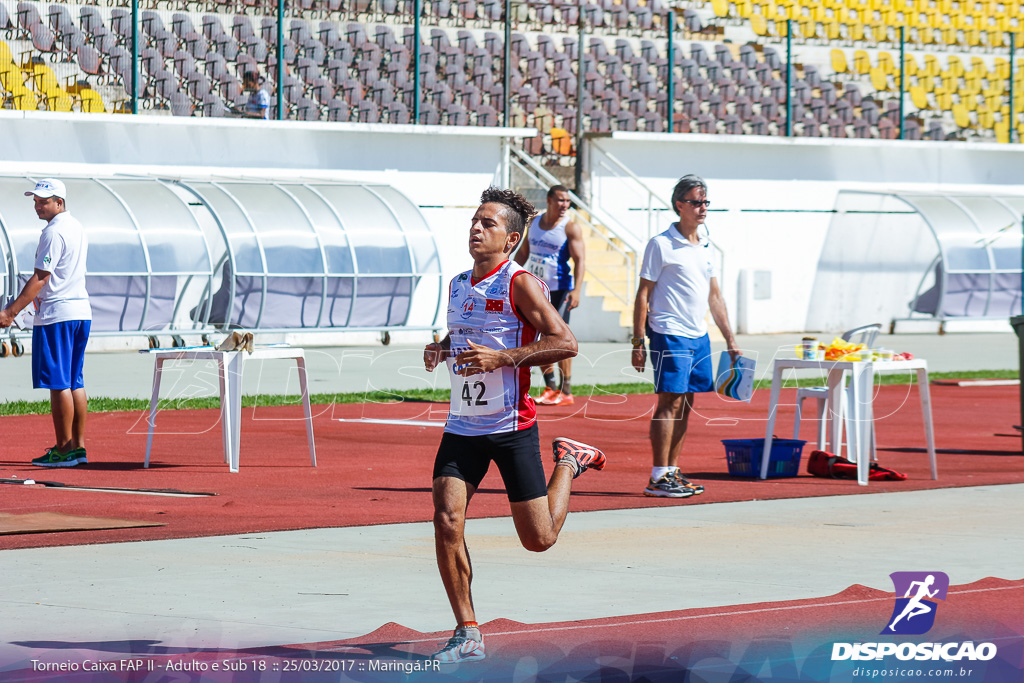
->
xmin=32 ymin=320 xmax=91 ymax=391
xmin=648 ymin=331 xmax=714 ymax=394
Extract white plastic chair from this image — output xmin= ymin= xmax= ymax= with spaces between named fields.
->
xmin=793 ymin=324 xmax=882 ymax=455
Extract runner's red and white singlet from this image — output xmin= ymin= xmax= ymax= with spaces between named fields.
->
xmin=444 ymin=260 xmax=549 ymax=436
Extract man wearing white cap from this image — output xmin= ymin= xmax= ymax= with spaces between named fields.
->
xmin=0 ymin=178 xmax=92 ymax=467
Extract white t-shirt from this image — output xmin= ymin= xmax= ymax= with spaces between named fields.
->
xmin=33 ymin=211 xmax=91 ymax=325
xmin=639 ymin=223 xmax=717 ymax=338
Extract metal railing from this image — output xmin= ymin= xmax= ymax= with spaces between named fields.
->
xmin=508 ymin=144 xmax=637 ymax=311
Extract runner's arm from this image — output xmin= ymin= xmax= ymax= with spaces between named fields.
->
xmin=565 ymin=220 xmax=586 ymax=311
xmin=424 ymin=334 xmax=451 ymax=372
xmin=454 ymin=274 xmax=576 ymax=375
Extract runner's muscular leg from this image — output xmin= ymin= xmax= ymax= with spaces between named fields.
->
xmin=433 ymin=476 xmax=477 ymax=624
xmin=509 ymin=461 xmax=575 ymax=552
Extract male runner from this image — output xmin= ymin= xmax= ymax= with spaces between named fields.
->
xmin=423 ymin=187 xmax=606 ymax=663
xmin=513 ymin=184 xmax=585 ymax=406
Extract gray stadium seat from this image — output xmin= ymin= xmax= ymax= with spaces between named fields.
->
xmin=328 ymin=97 xmax=351 ymax=121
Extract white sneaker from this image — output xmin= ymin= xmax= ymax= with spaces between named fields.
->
xmin=430 ymin=627 xmax=486 ymax=663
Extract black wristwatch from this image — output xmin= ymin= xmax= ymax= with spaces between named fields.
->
xmin=631 ymin=336 xmax=645 ymax=348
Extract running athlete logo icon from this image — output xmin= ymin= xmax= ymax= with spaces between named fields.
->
xmin=882 ymin=571 xmax=949 ymax=635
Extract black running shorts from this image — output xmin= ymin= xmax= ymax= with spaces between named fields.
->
xmin=548 ymin=289 xmax=572 ymax=323
xmin=433 ymin=424 xmax=548 ymax=503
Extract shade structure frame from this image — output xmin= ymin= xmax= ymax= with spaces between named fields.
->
xmin=0 ymin=174 xmax=443 ymax=338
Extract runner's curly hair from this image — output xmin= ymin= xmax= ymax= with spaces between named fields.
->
xmin=479 ymin=187 xmax=536 ymax=237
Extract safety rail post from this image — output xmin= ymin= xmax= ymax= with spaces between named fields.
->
xmin=503 ymin=0 xmax=511 ymax=125
xmin=414 ymin=0 xmax=422 ymax=124
xmin=277 ymin=0 xmax=284 ymax=120
xmin=666 ymin=11 xmax=674 ymax=133
xmin=575 ymin=14 xmax=586 ymax=194
xmin=898 ymin=26 xmax=905 ymax=140
xmin=1011 ymin=33 xmax=1017 ymax=143
xmin=131 ymin=0 xmax=138 ymax=114
xmin=785 ymin=19 xmax=792 ymax=137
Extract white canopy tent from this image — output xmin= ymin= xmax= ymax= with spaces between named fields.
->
xmin=0 ymin=175 xmax=441 ymax=345
xmin=806 ymin=190 xmax=1023 ymax=332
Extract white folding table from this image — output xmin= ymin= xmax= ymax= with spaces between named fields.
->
xmin=762 ymin=358 xmax=937 ymax=485
xmin=142 ymin=347 xmax=317 ymax=473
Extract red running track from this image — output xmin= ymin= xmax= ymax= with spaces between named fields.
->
xmin=0 ymin=384 xmax=1020 ymax=550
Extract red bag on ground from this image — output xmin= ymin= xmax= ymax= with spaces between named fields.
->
xmin=807 ymin=450 xmax=907 ymax=481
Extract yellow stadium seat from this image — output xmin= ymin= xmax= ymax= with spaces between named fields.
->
xmin=750 ymin=14 xmax=770 ymax=35
xmin=774 ymin=19 xmax=790 ymax=35
xmin=963 ymin=28 xmax=983 ymax=46
xmin=14 ymin=91 xmax=38 ymax=111
xmin=737 ymin=0 xmax=753 ymax=17
xmin=963 ymin=93 xmax=978 ymax=112
xmin=923 ymin=54 xmax=941 ymax=77
xmin=919 ymin=74 xmax=935 ymax=92
xmin=903 ymin=54 xmax=919 ymax=77
xmin=995 ymin=120 xmax=1010 ymax=143
xmin=910 ymin=85 xmax=929 ymax=109
xmin=916 ymin=26 xmax=936 ymax=44
xmin=712 ymin=0 xmax=730 ymax=17
xmin=877 ymin=51 xmax=895 ymax=74
xmin=947 ymin=55 xmax=965 ymax=78
xmin=977 ymin=107 xmax=994 ymax=129
xmin=870 ymin=66 xmax=889 ymax=91
xmin=79 ymin=90 xmax=107 ymax=114
xmin=935 ymin=88 xmax=953 ymax=110
xmin=952 ymin=103 xmax=971 ymax=127
xmin=47 ymin=93 xmax=74 ymax=112
xmin=845 ymin=21 xmax=866 ymax=41
xmin=993 ymin=58 xmax=1009 ymax=80
xmin=0 ymin=41 xmax=12 ymax=64
xmin=853 ymin=49 xmax=871 ymax=74
xmin=831 ymin=49 xmax=848 ymax=73
xmin=986 ymin=29 xmax=1004 ymax=48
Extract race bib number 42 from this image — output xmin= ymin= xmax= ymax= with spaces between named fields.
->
xmin=447 ymin=358 xmax=504 ymax=416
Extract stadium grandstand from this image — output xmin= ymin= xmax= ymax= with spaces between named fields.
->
xmin=1 ymin=0 xmax=1023 ymax=163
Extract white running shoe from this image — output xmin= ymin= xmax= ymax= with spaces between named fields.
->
xmin=430 ymin=627 xmax=486 ymax=663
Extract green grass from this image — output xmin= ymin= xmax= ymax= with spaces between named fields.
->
xmin=0 ymin=370 xmax=1016 ymax=417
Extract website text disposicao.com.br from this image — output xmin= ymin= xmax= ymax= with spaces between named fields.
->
xmin=851 ymin=666 xmax=977 ymax=679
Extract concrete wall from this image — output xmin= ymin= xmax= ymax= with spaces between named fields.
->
xmin=585 ymin=132 xmax=1024 ymax=334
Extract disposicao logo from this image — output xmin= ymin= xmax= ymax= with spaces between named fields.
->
xmin=831 ymin=571 xmax=998 ymax=662
xmin=883 ymin=571 xmax=948 ymax=635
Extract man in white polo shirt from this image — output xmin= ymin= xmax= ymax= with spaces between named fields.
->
xmin=630 ymin=174 xmax=740 ymax=498
xmin=0 ymin=178 xmax=92 ymax=467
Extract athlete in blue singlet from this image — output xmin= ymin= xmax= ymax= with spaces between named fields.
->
xmin=513 ymin=185 xmax=586 ymax=406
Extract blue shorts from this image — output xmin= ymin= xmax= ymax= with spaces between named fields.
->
xmin=649 ymin=331 xmax=714 ymax=394
xmin=32 ymin=320 xmax=91 ymax=391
